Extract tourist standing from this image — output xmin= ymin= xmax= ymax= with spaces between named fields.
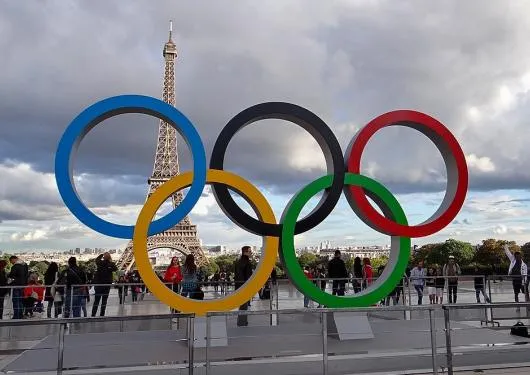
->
xmin=234 ymin=246 xmax=253 ymax=326
xmin=91 ymin=252 xmax=117 ymax=317
xmin=503 ymin=245 xmax=528 ymax=303
xmin=435 ymin=266 xmax=445 ymax=304
xmin=0 ymin=260 xmax=8 ymax=319
xmin=181 ymin=254 xmax=199 ymax=298
xmin=328 ymin=250 xmax=348 ymax=296
xmin=351 ymin=257 xmax=363 ymax=293
xmin=8 ymin=255 xmax=28 ymax=319
xmin=443 ymin=256 xmax=461 ymax=303
xmin=426 ymin=268 xmax=436 ymax=304
xmin=62 ymin=257 xmax=87 ymax=318
xmin=410 ymin=261 xmax=425 ymax=305
xmin=362 ymin=258 xmax=373 ymax=289
xmin=44 ymin=262 xmax=60 ymax=318
xmin=164 ymin=257 xmax=183 ymax=294
xmin=303 ymin=266 xmax=313 ymax=308
xmin=474 ymin=266 xmax=490 ymax=303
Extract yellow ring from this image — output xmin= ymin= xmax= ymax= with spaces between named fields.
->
xmin=133 ymin=169 xmax=279 ymax=316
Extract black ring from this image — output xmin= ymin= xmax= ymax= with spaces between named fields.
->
xmin=210 ymin=102 xmax=345 ymax=237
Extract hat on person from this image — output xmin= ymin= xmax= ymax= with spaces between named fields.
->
xmin=448 ymin=255 xmax=455 ymax=259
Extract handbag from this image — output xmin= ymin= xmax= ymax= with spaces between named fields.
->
xmin=510 ymin=321 xmax=529 ymax=338
xmin=192 ymin=288 xmax=204 ymax=300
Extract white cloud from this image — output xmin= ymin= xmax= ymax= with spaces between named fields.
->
xmin=466 ymin=154 xmax=496 ymax=173
xmin=493 ymin=224 xmax=508 ymax=235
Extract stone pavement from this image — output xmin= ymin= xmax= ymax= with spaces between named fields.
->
xmin=2 ymin=310 xmax=530 ymax=374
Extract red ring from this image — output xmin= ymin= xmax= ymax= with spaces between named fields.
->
xmin=346 ymin=110 xmax=468 ymax=238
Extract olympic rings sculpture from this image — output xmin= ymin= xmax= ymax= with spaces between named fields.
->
xmin=55 ymin=95 xmax=468 ymax=315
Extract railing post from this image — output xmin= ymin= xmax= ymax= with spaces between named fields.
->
xmin=276 ymin=281 xmax=280 ymax=325
xmin=321 ymin=311 xmax=328 ymax=375
xmin=443 ymin=307 xmax=453 ymax=375
xmin=269 ymin=281 xmax=273 ymax=326
xmin=188 ymin=315 xmax=194 ymax=375
xmin=57 ymin=322 xmax=65 ymax=375
xmin=206 ymin=314 xmax=211 ymax=375
xmin=429 ymin=308 xmax=438 ymax=374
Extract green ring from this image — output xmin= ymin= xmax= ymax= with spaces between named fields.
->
xmin=280 ymin=173 xmax=411 ymax=307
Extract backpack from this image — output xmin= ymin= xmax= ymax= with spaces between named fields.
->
xmin=510 ymin=322 xmax=528 ymax=338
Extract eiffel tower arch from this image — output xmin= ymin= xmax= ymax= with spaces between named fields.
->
xmin=116 ymin=21 xmax=208 ymax=272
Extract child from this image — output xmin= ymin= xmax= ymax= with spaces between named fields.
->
xmin=435 ymin=266 xmax=445 ymax=304
xmin=426 ymin=268 xmax=436 ymax=304
xmin=474 ymin=267 xmax=490 ymax=303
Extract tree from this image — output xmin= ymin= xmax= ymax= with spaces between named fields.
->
xmin=202 ymin=260 xmax=220 ymax=278
xmin=521 ymin=242 xmax=530 ymax=262
xmin=213 ymin=254 xmax=238 ymax=273
xmin=474 ymin=239 xmax=519 ymax=267
xmin=414 ymin=239 xmax=475 ymax=267
xmin=297 ymin=251 xmax=318 ymax=268
xmin=29 ymin=261 xmax=50 ymax=279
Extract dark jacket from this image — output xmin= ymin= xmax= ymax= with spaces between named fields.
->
xmin=93 ymin=255 xmax=117 ymax=284
xmin=0 ymin=269 xmax=9 ymax=297
xmin=328 ymin=257 xmax=348 ymax=280
xmin=61 ymin=266 xmax=87 ymax=288
xmin=8 ymin=262 xmax=29 ymax=286
xmin=234 ymin=255 xmax=252 ymax=290
xmin=474 ymin=276 xmax=485 ymax=289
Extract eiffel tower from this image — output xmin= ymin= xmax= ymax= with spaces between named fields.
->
xmin=116 ymin=21 xmax=207 ymax=272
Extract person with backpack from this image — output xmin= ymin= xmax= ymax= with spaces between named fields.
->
xmin=443 ymin=255 xmax=461 ymax=303
xmin=7 ymin=256 xmax=29 ymax=319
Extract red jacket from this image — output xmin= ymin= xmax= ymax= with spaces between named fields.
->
xmin=164 ymin=266 xmax=182 ymax=284
xmin=24 ymin=284 xmax=45 ymax=300
xmin=363 ymin=265 xmax=373 ymax=282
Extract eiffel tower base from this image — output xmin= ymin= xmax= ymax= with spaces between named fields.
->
xmin=185 ymin=316 xmax=228 ymax=347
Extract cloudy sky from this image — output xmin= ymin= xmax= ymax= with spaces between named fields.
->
xmin=1 ymin=0 xmax=530 ymax=253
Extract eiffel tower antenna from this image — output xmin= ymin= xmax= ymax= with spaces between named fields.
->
xmin=116 ymin=21 xmax=207 ymax=272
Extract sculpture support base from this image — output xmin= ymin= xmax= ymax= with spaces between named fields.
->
xmin=327 ymin=312 xmax=374 ymax=340
xmin=188 ymin=316 xmax=228 ymax=347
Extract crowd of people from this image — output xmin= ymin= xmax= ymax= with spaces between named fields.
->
xmin=0 ymin=244 xmax=528 ymax=320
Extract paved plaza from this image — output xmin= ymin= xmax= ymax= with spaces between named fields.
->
xmin=0 ymin=281 xmax=529 ymax=374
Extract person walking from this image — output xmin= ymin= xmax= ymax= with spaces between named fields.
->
xmin=443 ymin=256 xmax=461 ymax=303
xmin=503 ymin=244 xmax=528 ymax=303
xmin=410 ymin=261 xmax=425 ymax=305
xmin=7 ymin=256 xmax=29 ymax=319
xmin=328 ymin=250 xmax=348 ymax=296
xmin=234 ymin=246 xmax=253 ymax=326
xmin=91 ymin=252 xmax=117 ymax=317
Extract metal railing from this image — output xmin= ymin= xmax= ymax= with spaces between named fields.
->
xmin=1 ymin=301 xmax=530 ymax=375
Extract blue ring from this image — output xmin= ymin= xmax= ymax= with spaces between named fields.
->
xmin=54 ymin=95 xmax=207 ymax=239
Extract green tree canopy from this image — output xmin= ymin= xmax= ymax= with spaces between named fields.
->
xmin=414 ymin=238 xmax=475 ymax=267
xmin=298 ymin=251 xmax=319 ymax=269
xmin=474 ymin=239 xmax=519 ymax=266
xmin=521 ymin=242 xmax=530 ymax=261
xmin=212 ymin=254 xmax=238 ymax=273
